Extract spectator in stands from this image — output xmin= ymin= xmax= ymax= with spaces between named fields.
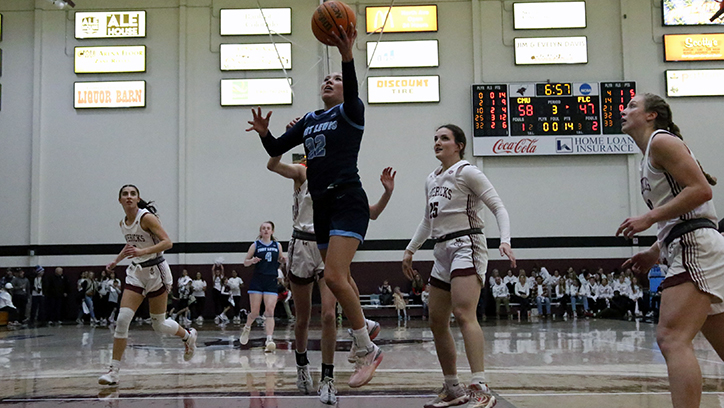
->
xmin=553 ymin=279 xmax=569 ymax=317
xmin=96 ymin=270 xmax=110 ymax=326
xmin=178 ymin=269 xmax=192 ymax=290
xmin=1 ymin=269 xmax=14 ymax=287
xmin=393 ymin=286 xmax=407 ymax=321
xmin=0 ymin=283 xmax=20 ymax=328
xmin=410 ymin=271 xmax=425 ymax=305
xmin=492 ymin=276 xmax=510 ymax=319
xmin=534 ymin=276 xmax=551 ymax=319
xmin=503 ymin=269 xmax=517 ymax=293
xmin=421 ymin=285 xmax=430 ymax=321
xmin=513 ymin=275 xmax=531 ymax=320
xmin=107 ymin=279 xmax=121 ymax=324
xmin=191 ymin=272 xmax=207 ymax=323
xmin=518 ymin=269 xmax=531 ymax=290
xmin=46 ymin=267 xmax=69 ymax=325
xmin=629 ymin=277 xmax=646 ymax=318
xmin=76 ymin=271 xmax=98 ymax=325
xmin=30 ymin=266 xmax=45 ymax=325
xmin=569 ymin=279 xmax=590 ymax=318
xmin=488 ymin=269 xmax=499 ymax=289
xmin=227 ymin=270 xmax=244 ymax=324
xmin=597 ymin=277 xmax=614 ymax=312
xmin=11 ymin=269 xmax=30 ymax=324
xmin=587 ymin=276 xmax=600 ymax=315
xmin=599 ymin=290 xmax=629 ymax=320
xmin=378 ymin=280 xmax=393 ymax=306
xmin=211 ymin=263 xmax=225 ymax=317
xmin=613 ymin=274 xmax=631 ymax=297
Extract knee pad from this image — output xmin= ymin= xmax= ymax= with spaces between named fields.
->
xmin=114 ymin=307 xmax=134 ymax=339
xmin=150 ymin=313 xmax=180 ymax=336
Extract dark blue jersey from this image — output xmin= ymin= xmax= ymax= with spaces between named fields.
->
xmin=254 ymin=240 xmax=280 ymax=276
xmin=261 ymin=61 xmax=365 ymax=198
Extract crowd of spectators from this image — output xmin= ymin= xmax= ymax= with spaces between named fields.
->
xmin=486 ymin=265 xmax=661 ymax=322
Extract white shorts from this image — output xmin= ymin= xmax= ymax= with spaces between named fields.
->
xmin=663 ymin=228 xmax=724 ymax=315
xmin=430 ymin=234 xmax=488 ymax=291
xmin=125 ymin=260 xmax=172 ymax=297
xmin=287 ymin=237 xmax=325 ymax=285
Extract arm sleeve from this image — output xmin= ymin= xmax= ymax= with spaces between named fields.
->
xmin=260 ymin=119 xmax=306 ymax=157
xmin=405 ymin=182 xmax=431 ymax=253
xmin=340 ymin=60 xmax=364 ymax=126
xmin=458 ymin=166 xmax=511 ymax=245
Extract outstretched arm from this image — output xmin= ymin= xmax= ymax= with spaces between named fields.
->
xmin=247 ymin=107 xmax=305 ymax=157
xmin=369 ymin=167 xmax=396 ymax=220
xmin=267 ymin=156 xmax=306 ymax=185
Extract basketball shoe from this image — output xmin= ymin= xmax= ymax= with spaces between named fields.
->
xmin=239 ymin=326 xmax=251 ymax=345
xmin=347 ymin=319 xmax=381 ymax=363
xmin=467 ymin=383 xmax=496 ymax=408
xmin=423 ymin=383 xmax=469 ymax=408
xmin=348 ymin=343 xmax=383 ymax=388
xmin=98 ymin=365 xmax=120 ymax=386
xmin=183 ymin=328 xmax=197 ymax=361
xmin=296 ymin=364 xmax=314 ymax=394
xmin=318 ymin=376 xmax=338 ymax=405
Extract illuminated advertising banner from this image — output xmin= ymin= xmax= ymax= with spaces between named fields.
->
xmin=366 ymin=40 xmax=438 ymax=68
xmin=367 ymin=76 xmax=440 ymax=104
xmin=75 ymin=11 xmax=146 ymax=39
xmin=75 ymin=45 xmax=146 ymax=74
xmin=667 ymin=69 xmax=724 ymax=97
xmin=515 ymin=36 xmax=587 ymax=65
xmin=365 ymin=6 xmax=437 ymax=33
xmin=513 ymin=2 xmax=586 ymax=29
xmin=220 ymin=43 xmax=291 ymax=71
xmin=74 ymin=81 xmax=146 ymax=109
xmin=220 ymin=8 xmax=291 ymax=35
xmin=220 ymin=78 xmax=293 ymax=106
xmin=664 ymin=0 xmax=724 ymax=26
xmin=664 ymin=34 xmax=724 ymax=61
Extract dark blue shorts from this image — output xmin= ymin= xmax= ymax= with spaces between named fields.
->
xmin=248 ymin=273 xmax=278 ymax=295
xmin=312 ymin=185 xmax=370 ymax=250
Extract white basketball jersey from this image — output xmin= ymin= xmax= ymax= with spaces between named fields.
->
xmin=120 ymin=208 xmax=162 ymax=263
xmin=641 ymin=130 xmax=718 ymax=243
xmin=426 ymin=160 xmax=485 ymax=238
xmin=292 ymin=180 xmax=315 ymax=233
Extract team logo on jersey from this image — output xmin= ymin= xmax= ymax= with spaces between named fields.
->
xmin=452 ymin=238 xmax=465 ymax=247
xmin=304 ymin=120 xmax=338 ymax=136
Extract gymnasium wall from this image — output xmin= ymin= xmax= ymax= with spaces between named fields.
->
xmin=1 ymin=0 xmax=723 ymax=273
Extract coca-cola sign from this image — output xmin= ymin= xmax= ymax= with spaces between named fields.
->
xmin=492 ymin=138 xmax=539 ymax=154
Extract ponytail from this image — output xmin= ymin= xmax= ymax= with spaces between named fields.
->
xmin=257 ymin=221 xmax=277 ymax=241
xmin=643 ymin=93 xmax=717 ymax=186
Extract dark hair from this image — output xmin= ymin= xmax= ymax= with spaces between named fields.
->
xmin=258 ymin=220 xmax=277 ymax=242
xmin=118 ymin=184 xmax=158 ymax=214
xmin=437 ymin=124 xmax=467 ymax=159
xmin=642 ymin=93 xmax=717 ymax=186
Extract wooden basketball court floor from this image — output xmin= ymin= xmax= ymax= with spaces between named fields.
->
xmin=2 ymin=317 xmax=724 ymax=407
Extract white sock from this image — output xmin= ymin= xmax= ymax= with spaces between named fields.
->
xmin=471 ymin=372 xmax=487 ymax=387
xmin=352 ymin=327 xmax=373 ymax=352
xmin=267 ymin=335 xmax=273 ymax=342
xmin=444 ymin=375 xmax=460 ymax=388
xmin=110 ymin=359 xmax=121 ymax=370
xmin=182 ymin=330 xmax=190 ymax=341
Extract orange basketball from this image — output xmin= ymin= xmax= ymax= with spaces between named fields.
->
xmin=311 ymin=1 xmax=356 ymax=46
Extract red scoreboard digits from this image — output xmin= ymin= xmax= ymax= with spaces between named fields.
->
xmin=472 ymin=81 xmax=636 ymax=137
xmin=472 ymin=84 xmax=508 ymax=137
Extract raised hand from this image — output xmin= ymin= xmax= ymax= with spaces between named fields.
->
xmin=328 ymin=23 xmax=357 ymax=62
xmin=246 ymin=107 xmax=273 ymax=137
xmin=380 ymin=167 xmax=396 ymax=193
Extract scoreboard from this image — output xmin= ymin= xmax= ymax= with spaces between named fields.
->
xmin=472 ymin=81 xmax=637 ymax=156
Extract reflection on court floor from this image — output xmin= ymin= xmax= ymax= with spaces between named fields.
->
xmin=1 ymin=318 xmax=724 ymax=407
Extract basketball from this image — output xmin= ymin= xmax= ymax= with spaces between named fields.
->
xmin=311 ymin=1 xmax=356 ymax=46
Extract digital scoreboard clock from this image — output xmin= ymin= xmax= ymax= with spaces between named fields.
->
xmin=472 ymin=81 xmax=636 ymax=156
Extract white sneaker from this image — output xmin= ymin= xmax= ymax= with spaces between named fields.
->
xmin=195 ymin=316 xmax=204 ymax=324
xmin=348 ymin=343 xmax=383 ymax=388
xmin=214 ymin=315 xmax=221 ymax=325
xmin=221 ymin=314 xmax=230 ymax=324
xmin=423 ymin=383 xmax=469 ymax=408
xmin=318 ymin=376 xmax=338 ymax=405
xmin=467 ymin=383 xmax=496 ymax=408
xmin=98 ymin=366 xmax=120 ymax=386
xmin=239 ymin=326 xmax=251 ymax=345
xmin=347 ymin=320 xmax=381 ymax=363
xmin=296 ymin=364 xmax=314 ymax=395
xmin=183 ymin=328 xmax=197 ymax=361
xmin=265 ymin=339 xmax=276 ymax=353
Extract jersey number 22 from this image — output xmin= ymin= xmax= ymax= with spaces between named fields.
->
xmin=305 ymin=135 xmax=326 ymax=160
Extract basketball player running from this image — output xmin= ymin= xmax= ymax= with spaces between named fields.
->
xmin=247 ymin=24 xmax=383 ymax=388
xmin=99 ymin=185 xmax=197 ymax=386
xmin=267 ymin=152 xmax=395 ymax=404
xmin=239 ymin=221 xmax=286 ymax=353
xmin=617 ymin=93 xmax=724 ymax=408
xmin=402 ymin=125 xmax=515 ymax=408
